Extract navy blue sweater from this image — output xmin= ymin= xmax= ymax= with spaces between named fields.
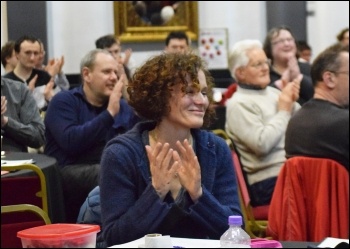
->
xmin=44 ymin=85 xmax=140 ymax=167
xmin=100 ymin=121 xmax=242 ymax=246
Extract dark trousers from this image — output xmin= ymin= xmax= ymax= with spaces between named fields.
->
xmin=60 ymin=164 xmax=100 ymax=223
xmin=249 ymin=176 xmax=277 ymax=207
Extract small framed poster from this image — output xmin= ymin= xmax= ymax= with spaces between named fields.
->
xmin=198 ymin=28 xmax=228 ymax=69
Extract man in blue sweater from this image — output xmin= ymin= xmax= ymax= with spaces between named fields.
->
xmin=44 ymin=49 xmax=140 ymax=222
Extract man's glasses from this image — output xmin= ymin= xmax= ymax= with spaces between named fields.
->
xmin=331 ymin=71 xmax=349 ymax=76
xmin=272 ymin=37 xmax=295 ymax=46
xmin=249 ymin=59 xmax=271 ymax=70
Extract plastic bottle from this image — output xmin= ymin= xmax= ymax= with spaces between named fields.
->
xmin=220 ymin=215 xmax=251 ymax=248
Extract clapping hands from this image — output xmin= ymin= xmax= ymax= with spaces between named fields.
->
xmin=280 ymin=56 xmax=302 ymax=88
xmin=45 ymin=55 xmax=65 ymax=77
xmin=146 ymin=139 xmax=203 ymax=202
xmin=278 ymin=77 xmax=301 ymax=112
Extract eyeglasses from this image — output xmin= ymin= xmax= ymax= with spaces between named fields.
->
xmin=272 ymin=37 xmax=295 ymax=46
xmin=249 ymin=59 xmax=271 ymax=70
xmin=331 ymin=71 xmax=349 ymax=76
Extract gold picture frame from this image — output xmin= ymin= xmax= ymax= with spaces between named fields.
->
xmin=114 ymin=1 xmax=198 ymax=43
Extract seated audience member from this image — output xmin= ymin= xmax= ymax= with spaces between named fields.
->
xmin=100 ymin=52 xmax=242 ymax=246
xmin=1 ymin=77 xmax=45 ymax=152
xmin=1 ymin=41 xmax=18 ymax=74
xmin=95 ymin=34 xmax=135 ymax=100
xmin=285 ymin=43 xmax=349 ymax=170
xmin=35 ymin=39 xmax=70 ymax=92
xmin=225 ymin=39 xmax=300 ymax=206
xmin=337 ymin=27 xmax=349 ymax=46
xmin=297 ymin=40 xmax=312 ymax=64
xmin=3 ymin=35 xmax=61 ymax=111
xmin=44 ymin=49 xmax=141 ymax=222
xmin=95 ymin=34 xmax=135 ymax=75
xmin=263 ymin=26 xmax=314 ymax=105
xmin=164 ymin=31 xmax=190 ymax=53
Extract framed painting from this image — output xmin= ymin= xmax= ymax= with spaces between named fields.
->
xmin=114 ymin=1 xmax=198 ymax=43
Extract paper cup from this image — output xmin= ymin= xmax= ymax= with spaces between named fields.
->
xmin=144 ymin=234 xmax=172 ymax=248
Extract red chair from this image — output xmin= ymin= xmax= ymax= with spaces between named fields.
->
xmin=211 ymin=129 xmax=269 ymax=238
xmin=232 ymin=149 xmax=270 ymax=238
xmin=267 ymin=156 xmax=349 ymax=242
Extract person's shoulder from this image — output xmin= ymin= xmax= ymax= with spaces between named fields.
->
xmin=53 ymin=87 xmax=74 ymax=97
xmin=102 ymin=123 xmax=147 ymax=163
xmin=289 ymin=99 xmax=316 ymax=118
xmin=195 ymin=130 xmax=233 ymax=157
xmin=266 ymin=85 xmax=282 ymax=94
xmin=3 ymin=71 xmax=20 ymax=81
xmin=106 ymin=121 xmax=146 ymax=145
xmin=311 ymin=99 xmax=349 ymax=112
xmin=32 ymin=68 xmax=51 ymax=77
xmin=2 ymin=76 xmax=22 ymax=85
xmin=227 ymin=87 xmax=267 ymax=106
xmin=49 ymin=87 xmax=78 ymax=105
xmin=1 ymin=77 xmax=27 ymax=91
xmin=195 ymin=129 xmax=227 ymax=147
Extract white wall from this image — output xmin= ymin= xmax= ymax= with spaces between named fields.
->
xmin=1 ymin=1 xmax=349 ymax=74
xmin=199 ymin=1 xmax=267 ymax=46
xmin=47 ymin=1 xmax=115 ymax=73
xmin=307 ymin=1 xmax=349 ymax=62
xmin=45 ymin=1 xmax=266 ymax=74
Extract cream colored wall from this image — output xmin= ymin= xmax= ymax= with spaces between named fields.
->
xmin=45 ymin=1 xmax=266 ymax=73
xmin=1 ymin=1 xmax=349 ymax=73
xmin=46 ymin=1 xmax=115 ymax=74
xmin=307 ymin=1 xmax=349 ymax=62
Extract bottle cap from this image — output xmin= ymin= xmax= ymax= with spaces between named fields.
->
xmin=228 ymin=215 xmax=242 ymax=225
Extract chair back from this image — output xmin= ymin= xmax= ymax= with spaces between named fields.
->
xmin=1 ymin=204 xmax=51 ymax=248
xmin=231 ymin=149 xmax=270 ymax=238
xmin=1 ymin=164 xmax=50 ymax=248
xmin=211 ymin=129 xmax=269 ymax=238
xmin=1 ymin=163 xmax=48 ymax=213
xmin=267 ymin=156 xmax=349 ymax=241
xmin=232 ymin=150 xmax=251 ymax=209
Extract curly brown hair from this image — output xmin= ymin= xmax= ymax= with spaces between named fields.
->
xmin=127 ymin=52 xmax=215 ymax=128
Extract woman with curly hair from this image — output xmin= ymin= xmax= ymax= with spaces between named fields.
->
xmin=99 ymin=52 xmax=242 ymax=246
